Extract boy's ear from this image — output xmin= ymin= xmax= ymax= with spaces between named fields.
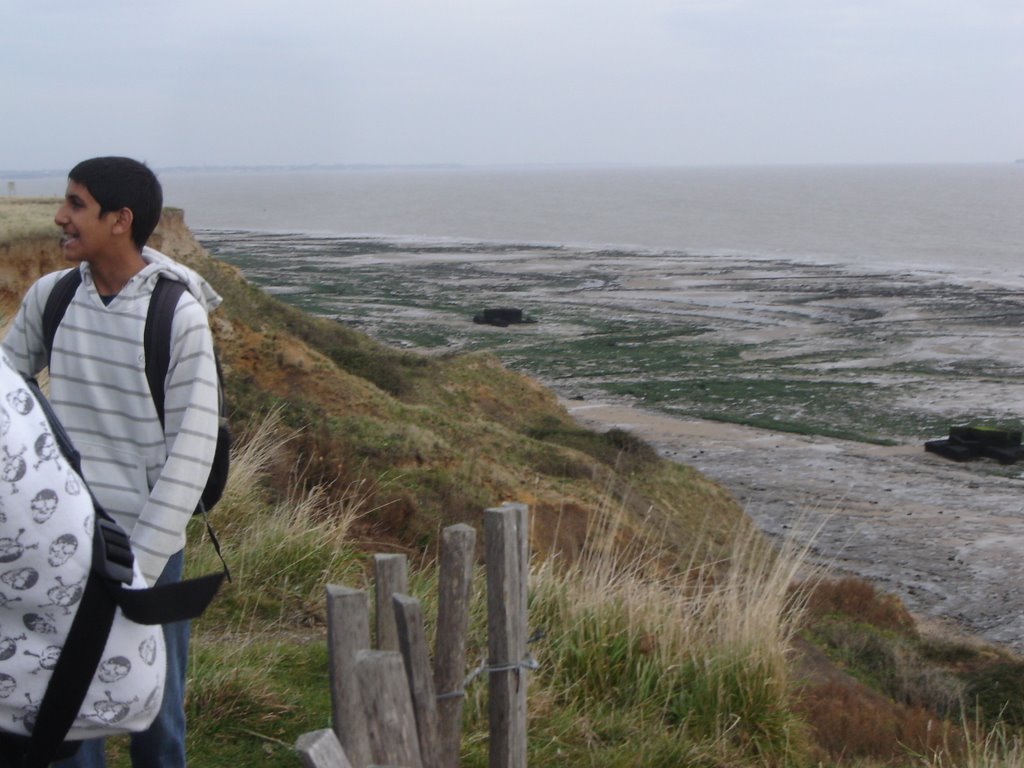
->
xmin=111 ymin=207 xmax=134 ymax=236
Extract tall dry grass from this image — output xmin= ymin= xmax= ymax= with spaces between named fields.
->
xmin=529 ymin=497 xmax=821 ymax=765
xmin=923 ymin=720 xmax=1024 ymax=768
xmin=188 ymin=406 xmax=373 ymax=630
xmin=182 ymin=407 xmax=380 ymax=762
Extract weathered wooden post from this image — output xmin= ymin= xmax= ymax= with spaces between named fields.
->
xmin=356 ymin=649 xmax=425 ymax=768
xmin=326 ymin=585 xmax=373 ymax=768
xmin=296 ymin=728 xmax=353 ymax=768
xmin=434 ymin=524 xmax=477 ymax=768
xmin=374 ymin=554 xmax=409 ymax=651
xmin=485 ymin=503 xmax=529 ymax=768
xmin=394 ymin=594 xmax=441 ymax=768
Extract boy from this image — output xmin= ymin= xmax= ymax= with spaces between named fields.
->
xmin=2 ymin=156 xmax=221 ymax=768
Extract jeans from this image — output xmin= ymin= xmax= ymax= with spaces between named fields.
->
xmin=55 ymin=551 xmax=190 ymax=768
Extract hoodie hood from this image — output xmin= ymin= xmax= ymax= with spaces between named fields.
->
xmin=138 ymin=246 xmax=223 ymax=312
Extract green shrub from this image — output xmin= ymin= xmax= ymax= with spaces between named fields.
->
xmin=965 ymin=661 xmax=1024 ymax=727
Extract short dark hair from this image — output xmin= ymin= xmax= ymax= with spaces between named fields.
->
xmin=68 ymin=157 xmax=163 ymax=250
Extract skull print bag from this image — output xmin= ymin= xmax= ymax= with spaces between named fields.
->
xmin=0 ymin=353 xmax=224 ymax=768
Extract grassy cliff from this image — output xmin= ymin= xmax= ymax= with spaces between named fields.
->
xmin=3 ymin=198 xmax=1023 ymax=768
xmin=2 ymin=199 xmax=743 ymax=560
xmin=160 ymin=206 xmax=746 ymax=561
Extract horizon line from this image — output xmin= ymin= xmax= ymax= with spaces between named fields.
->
xmin=2 ymin=159 xmax=1020 ymax=179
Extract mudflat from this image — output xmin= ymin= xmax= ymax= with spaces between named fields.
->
xmin=202 ymin=232 xmax=1024 ymax=652
xmin=568 ymin=402 xmax=1024 ymax=652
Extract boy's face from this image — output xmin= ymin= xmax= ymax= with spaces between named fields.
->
xmin=54 ymin=180 xmax=123 ymax=264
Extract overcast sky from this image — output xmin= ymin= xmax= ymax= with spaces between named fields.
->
xmin=2 ymin=0 xmax=1021 ymax=171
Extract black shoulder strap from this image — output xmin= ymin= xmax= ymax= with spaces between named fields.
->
xmin=41 ymin=269 xmax=83 ymax=365
xmin=144 ymin=278 xmax=187 ymax=426
xmin=142 ymin=279 xmax=231 ymax=578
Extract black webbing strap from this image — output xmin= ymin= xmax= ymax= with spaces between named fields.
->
xmin=114 ymin=570 xmax=225 ymax=625
xmin=143 ymin=278 xmax=184 ymax=424
xmin=195 ymin=501 xmax=231 ymax=582
xmin=41 ymin=268 xmax=82 ymax=368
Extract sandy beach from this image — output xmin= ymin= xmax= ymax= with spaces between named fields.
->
xmin=567 ymin=400 xmax=1024 ymax=652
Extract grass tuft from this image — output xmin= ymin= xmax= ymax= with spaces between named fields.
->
xmin=530 ymin=503 xmax=816 ymax=765
xmin=188 ymin=408 xmax=372 ymax=628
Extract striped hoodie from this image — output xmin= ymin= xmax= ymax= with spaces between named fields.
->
xmin=2 ymin=247 xmax=222 ymax=584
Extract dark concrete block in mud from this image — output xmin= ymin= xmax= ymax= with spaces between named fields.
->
xmin=925 ymin=425 xmax=1024 ymax=464
xmin=925 ymin=439 xmax=978 ymax=462
xmin=473 ymin=307 xmax=534 ymax=327
xmin=981 ymin=444 xmax=1024 ymax=465
xmin=948 ymin=425 xmax=1022 ymax=448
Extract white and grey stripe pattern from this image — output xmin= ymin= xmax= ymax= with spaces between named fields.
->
xmin=2 ymin=253 xmax=221 ymax=584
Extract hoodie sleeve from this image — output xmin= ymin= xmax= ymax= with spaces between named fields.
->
xmin=130 ymin=291 xmax=220 ymax=583
xmin=1 ymin=270 xmax=71 ymax=379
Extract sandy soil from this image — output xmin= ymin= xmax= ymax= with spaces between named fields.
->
xmin=566 ymin=401 xmax=1024 ymax=652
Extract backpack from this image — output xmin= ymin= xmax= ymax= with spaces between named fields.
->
xmin=41 ymin=268 xmax=231 ymax=517
xmin=0 ymin=354 xmax=223 ymax=768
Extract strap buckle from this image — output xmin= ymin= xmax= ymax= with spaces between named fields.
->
xmin=94 ymin=517 xmax=135 ymax=584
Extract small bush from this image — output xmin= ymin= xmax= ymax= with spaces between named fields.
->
xmin=805 ymin=575 xmax=917 ymax=635
xmin=522 ymin=442 xmax=595 ymax=479
xmin=810 ymin=617 xmax=965 ymax=718
xmin=796 ymin=679 xmax=959 ymax=763
xmin=964 ymin=661 xmax=1024 ymax=727
xmin=188 ymin=409 xmax=368 ymax=627
xmin=525 ymin=418 xmax=659 ymax=473
xmin=921 ymin=634 xmax=989 ymax=666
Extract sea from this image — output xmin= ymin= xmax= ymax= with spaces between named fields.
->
xmin=12 ymin=162 xmax=1024 ymax=422
xmin=10 ymin=163 xmax=1024 ymax=280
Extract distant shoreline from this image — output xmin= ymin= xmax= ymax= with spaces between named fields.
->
xmin=6 ymin=159 xmax=1022 ymax=177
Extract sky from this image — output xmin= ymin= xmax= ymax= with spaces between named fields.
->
xmin=1 ymin=0 xmax=1022 ymax=171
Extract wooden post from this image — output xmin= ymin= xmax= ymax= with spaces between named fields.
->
xmin=393 ymin=594 xmax=441 ymax=768
xmin=326 ymin=585 xmax=373 ymax=768
xmin=374 ymin=554 xmax=409 ymax=651
xmin=485 ymin=504 xmax=529 ymax=768
xmin=434 ymin=524 xmax=477 ymax=768
xmin=296 ymin=728 xmax=354 ymax=768
xmin=356 ymin=649 xmax=425 ymax=768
